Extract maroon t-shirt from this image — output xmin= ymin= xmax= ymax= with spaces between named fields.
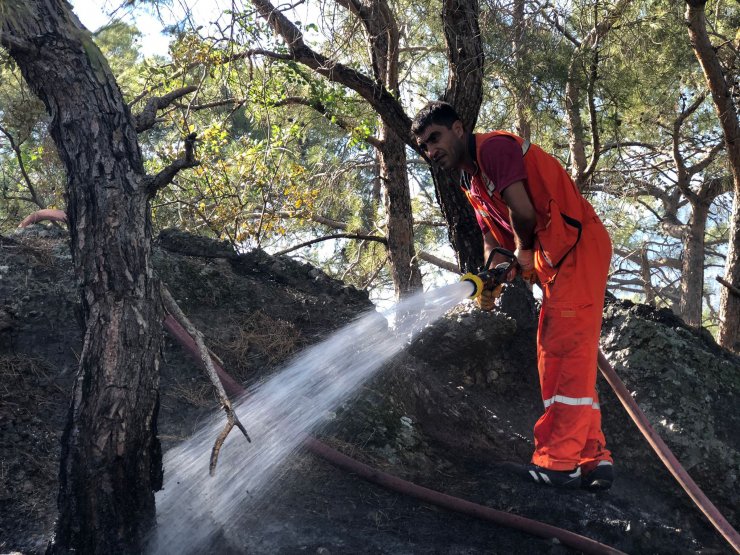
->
xmin=469 ymin=135 xmax=527 ymax=235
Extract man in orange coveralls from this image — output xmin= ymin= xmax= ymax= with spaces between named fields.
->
xmin=412 ymin=101 xmax=613 ymax=490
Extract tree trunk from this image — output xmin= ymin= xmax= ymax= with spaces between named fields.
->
xmin=563 ymin=0 xmax=632 ymax=189
xmin=640 ymin=245 xmax=656 ymax=305
xmin=565 ymin=58 xmax=589 ymax=187
xmin=686 ymin=0 xmax=740 ymax=352
xmin=1 ymin=3 xmax=163 ymax=552
xmin=440 ymin=0 xmax=485 ymax=272
xmin=679 ymin=200 xmax=709 ymax=327
xmin=431 ymin=167 xmax=483 ymax=272
xmin=719 ymin=197 xmax=740 ymax=351
xmin=380 ymin=131 xmax=422 ymax=296
xmin=249 ymin=0 xmax=484 ymax=273
xmin=345 ymin=0 xmax=422 ymax=297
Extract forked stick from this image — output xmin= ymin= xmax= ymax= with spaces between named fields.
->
xmin=160 ymin=285 xmax=250 ymax=475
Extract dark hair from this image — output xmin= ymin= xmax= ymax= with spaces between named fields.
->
xmin=411 ymin=101 xmax=461 ymax=136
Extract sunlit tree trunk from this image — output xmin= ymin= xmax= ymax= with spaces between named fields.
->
xmin=353 ymin=0 xmax=422 ymax=297
xmin=379 ymin=131 xmax=422 ymax=296
xmin=686 ymin=0 xmax=740 ymax=352
xmin=1 ymin=3 xmax=163 ymax=551
xmin=680 ymin=200 xmax=709 ymax=327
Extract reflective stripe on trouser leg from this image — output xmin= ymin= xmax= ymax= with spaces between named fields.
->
xmin=579 ymin=388 xmax=610 ymax=470
xmin=531 ymin=221 xmax=612 ymax=471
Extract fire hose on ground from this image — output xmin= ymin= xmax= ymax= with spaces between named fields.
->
xmin=167 ymin=309 xmax=740 ymax=554
xmin=462 ymin=249 xmax=740 ymax=553
xmin=16 ymin=213 xmax=737 ymax=552
xmin=164 ymin=246 xmax=740 ymax=554
xmin=596 ymin=351 xmax=740 ymax=552
xmin=164 ymin=315 xmax=625 ymax=555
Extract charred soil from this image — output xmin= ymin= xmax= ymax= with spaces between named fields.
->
xmin=1 ymin=228 xmax=738 ymax=554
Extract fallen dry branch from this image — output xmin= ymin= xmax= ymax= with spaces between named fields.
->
xmin=160 ymin=284 xmax=251 ymax=475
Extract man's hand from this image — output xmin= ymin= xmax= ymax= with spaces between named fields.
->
xmin=476 ymin=284 xmax=503 ymax=311
xmin=515 ymin=248 xmax=536 ymax=284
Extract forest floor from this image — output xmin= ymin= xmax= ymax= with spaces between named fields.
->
xmin=1 ymin=228 xmax=738 ymax=554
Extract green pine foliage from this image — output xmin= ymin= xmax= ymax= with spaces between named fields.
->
xmin=1 ymin=0 xmax=738 ymax=322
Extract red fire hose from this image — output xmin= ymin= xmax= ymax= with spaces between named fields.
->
xmin=17 ymin=212 xmax=737 ymax=551
xmin=165 ymin=315 xmax=625 ymax=554
xmin=597 ymin=350 xmax=740 ymax=552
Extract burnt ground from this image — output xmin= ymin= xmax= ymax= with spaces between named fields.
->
xmin=0 ymin=227 xmax=738 ymax=554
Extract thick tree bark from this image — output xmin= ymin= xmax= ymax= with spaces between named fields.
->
xmin=440 ymin=0 xmax=485 ymax=272
xmin=430 ymin=167 xmax=483 ymax=273
xmin=2 ymin=2 xmax=163 ymax=552
xmin=565 ymin=58 xmax=589 ymax=186
xmin=719 ymin=197 xmax=740 ymax=351
xmin=686 ymin=0 xmax=740 ymax=352
xmin=640 ymin=245 xmax=656 ymax=305
xmin=670 ymin=96 xmax=718 ymax=328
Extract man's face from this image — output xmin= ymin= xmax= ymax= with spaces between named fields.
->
xmin=415 ymin=121 xmax=466 ymax=170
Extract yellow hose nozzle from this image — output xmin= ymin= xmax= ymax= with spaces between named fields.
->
xmin=460 ymin=272 xmax=484 ymax=299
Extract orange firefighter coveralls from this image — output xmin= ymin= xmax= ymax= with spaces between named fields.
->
xmin=464 ymin=131 xmax=613 ymax=472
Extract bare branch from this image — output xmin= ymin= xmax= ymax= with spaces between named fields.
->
xmin=672 ymin=93 xmax=707 ymax=187
xmin=564 ymin=0 xmax=634 ymax=186
xmin=586 ymin=0 xmax=634 ymax=47
xmin=686 ymin=2 xmax=740 ymax=189
xmin=716 ymin=276 xmax=740 ymax=298
xmin=538 ymin=2 xmax=581 ymax=46
xmin=417 ymin=251 xmax=460 ymax=273
xmin=301 ymin=214 xmax=453 ymax=271
xmin=613 ymin=245 xmax=682 ymax=269
xmin=129 ymin=49 xmax=291 ymax=108
xmin=2 ymin=192 xmax=34 ymax=203
xmin=310 ymin=214 xmax=349 ymax=230
xmin=174 ymin=98 xmax=246 ymax=111
xmin=399 ymin=46 xmax=445 ymax=54
xmin=583 ymin=48 xmax=600 ymax=180
xmin=147 ymin=133 xmax=199 ymax=195
xmin=635 ymin=198 xmax=663 ymax=221
xmin=600 ymin=141 xmax=661 ymax=153
xmin=361 ymin=254 xmax=389 ymax=289
xmin=273 ymin=233 xmax=388 ymax=256
xmin=414 ymin=219 xmax=447 ymax=227
xmin=161 ymin=285 xmax=250 ymax=476
xmin=308 ymin=212 xmax=446 ymax=232
xmin=134 ymin=85 xmax=198 ymax=133
xmin=698 ymin=174 xmax=732 ymax=200
xmin=687 ymin=139 xmax=725 ymax=177
xmin=248 ymin=0 xmax=415 ymax=148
